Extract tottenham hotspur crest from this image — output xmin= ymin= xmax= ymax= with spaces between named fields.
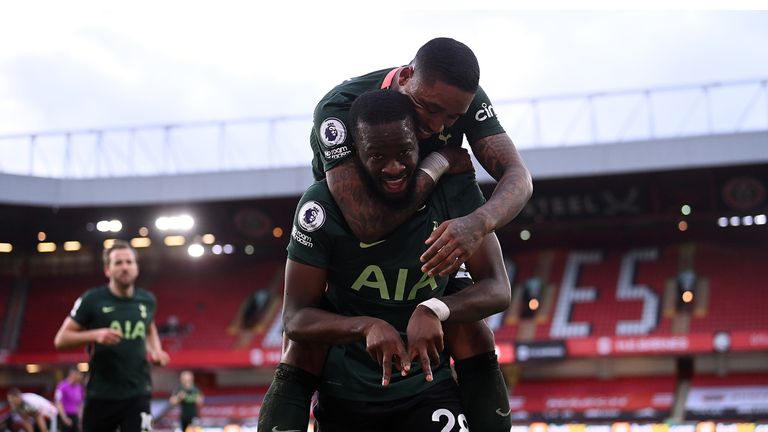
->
xmin=298 ymin=201 xmax=326 ymax=232
xmin=319 ymin=117 xmax=347 ymax=147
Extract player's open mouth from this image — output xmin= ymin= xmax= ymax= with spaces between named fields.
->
xmin=383 ymin=177 xmax=407 ymax=194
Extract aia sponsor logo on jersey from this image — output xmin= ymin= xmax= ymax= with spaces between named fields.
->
xmin=319 ymin=117 xmax=347 ymax=147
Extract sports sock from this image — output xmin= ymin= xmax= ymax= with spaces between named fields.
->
xmin=454 ymin=351 xmax=512 ymax=432
xmin=258 ymin=363 xmax=320 ymax=432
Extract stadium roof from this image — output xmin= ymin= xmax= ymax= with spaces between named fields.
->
xmin=0 ymin=131 xmax=766 ymax=207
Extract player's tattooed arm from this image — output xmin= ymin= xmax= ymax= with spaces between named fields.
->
xmin=472 ymin=132 xmax=532 ymax=227
xmin=326 ymin=158 xmax=435 ymax=243
xmin=421 ymin=132 xmax=532 ymax=276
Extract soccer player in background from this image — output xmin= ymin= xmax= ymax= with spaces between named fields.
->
xmin=6 ymin=388 xmax=59 ymax=432
xmin=169 ymin=370 xmax=204 ymax=432
xmin=54 ymin=240 xmax=169 ymax=432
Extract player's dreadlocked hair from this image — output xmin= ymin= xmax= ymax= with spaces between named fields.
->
xmin=348 ymin=89 xmax=417 ymax=146
xmin=412 ymin=37 xmax=480 ymax=93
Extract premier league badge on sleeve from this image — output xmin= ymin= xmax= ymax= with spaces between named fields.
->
xmin=319 ymin=117 xmax=347 ymax=147
xmin=298 ymin=201 xmax=326 ymax=232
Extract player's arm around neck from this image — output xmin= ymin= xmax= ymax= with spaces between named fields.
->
xmin=469 ymin=132 xmax=533 ymax=233
xmin=326 ymin=158 xmax=437 ymax=243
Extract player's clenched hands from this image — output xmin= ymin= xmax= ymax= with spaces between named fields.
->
xmin=406 ymin=305 xmax=445 ymax=382
xmin=94 ymin=328 xmax=122 ymax=345
xmin=421 ymin=213 xmax=486 ymax=277
xmin=364 ymin=319 xmax=410 ymax=386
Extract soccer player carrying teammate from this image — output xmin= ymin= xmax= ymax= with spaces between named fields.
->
xmin=54 ymin=240 xmax=170 ymax=432
xmin=262 ymin=90 xmax=511 ymax=431
xmin=259 ymin=37 xmax=530 ymax=431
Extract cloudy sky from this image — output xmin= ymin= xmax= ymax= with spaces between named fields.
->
xmin=0 ymin=4 xmax=766 ymax=174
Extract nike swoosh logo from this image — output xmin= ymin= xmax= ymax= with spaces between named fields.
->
xmin=102 ymin=306 xmax=115 ymax=313
xmin=495 ymin=408 xmax=512 ymax=417
xmin=272 ymin=427 xmax=300 ymax=432
xmin=359 ymin=239 xmax=386 ymax=249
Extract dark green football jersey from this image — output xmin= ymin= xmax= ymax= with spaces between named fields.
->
xmin=69 ymin=286 xmax=156 ymax=400
xmin=174 ymin=385 xmax=201 ymax=419
xmin=287 ymin=172 xmax=485 ymax=402
xmin=310 ymin=67 xmax=506 ymax=180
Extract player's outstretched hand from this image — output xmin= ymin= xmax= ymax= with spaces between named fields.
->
xmin=94 ymin=328 xmax=122 ymax=345
xmin=421 ymin=214 xmax=485 ymax=277
xmin=406 ymin=305 xmax=445 ymax=382
xmin=150 ymin=349 xmax=170 ymax=366
xmin=436 ymin=145 xmax=474 ymax=174
xmin=364 ymin=319 xmax=410 ymax=386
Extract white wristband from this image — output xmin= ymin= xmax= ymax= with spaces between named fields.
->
xmin=418 ymin=151 xmax=450 ymax=183
xmin=419 ymin=298 xmax=450 ymax=322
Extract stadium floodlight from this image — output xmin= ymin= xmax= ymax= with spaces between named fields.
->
xmin=681 ymin=204 xmax=691 ymax=216
xmin=63 ymin=241 xmax=82 ymax=252
xmin=272 ymin=227 xmax=284 ymax=238
xmin=0 ymin=243 xmax=12 ymax=253
xmin=97 ymin=219 xmax=122 ymax=233
xmin=755 ymin=214 xmax=766 ymax=225
xmin=155 ymin=214 xmax=195 ymax=231
xmin=37 ymin=242 xmax=56 ymax=253
xmin=37 ymin=231 xmax=46 ymax=241
xmin=681 ymin=290 xmax=694 ymax=303
xmin=743 ymin=215 xmax=754 ymax=226
xmin=528 ymin=298 xmax=540 ymax=311
xmin=164 ymin=235 xmax=186 ymax=247
xmin=244 ymin=245 xmax=255 ymax=255
xmin=77 ymin=362 xmax=89 ymax=372
xmin=211 ymin=244 xmax=223 ymax=255
xmin=130 ymin=237 xmax=152 ymax=248
xmin=187 ymin=244 xmax=204 ymax=257
xmin=202 ymin=233 xmax=216 ymax=244
xmin=520 ymin=229 xmax=531 ymax=241
xmin=26 ymin=364 xmax=41 ymax=374
xmin=103 ymin=239 xmax=116 ymax=249
xmin=223 ymin=244 xmax=234 ymax=254
xmin=729 ymin=216 xmax=741 ymax=226
xmin=717 ymin=217 xmax=728 ymax=227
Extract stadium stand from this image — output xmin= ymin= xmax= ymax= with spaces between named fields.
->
xmin=509 ymin=375 xmax=676 ymax=422
xmin=149 ymin=257 xmax=283 ymax=351
xmin=687 ymin=243 xmax=768 ymax=334
xmin=16 ymin=274 xmax=103 ymax=353
xmin=686 ymin=373 xmax=768 ymax=421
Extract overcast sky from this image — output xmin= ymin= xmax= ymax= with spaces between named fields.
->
xmin=0 ymin=4 xmax=767 ymax=176
xmin=1 ymin=5 xmax=766 ymax=134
